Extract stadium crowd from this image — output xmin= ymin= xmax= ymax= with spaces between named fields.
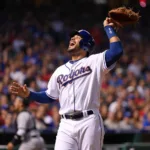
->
xmin=0 ymin=7 xmax=149 ymax=133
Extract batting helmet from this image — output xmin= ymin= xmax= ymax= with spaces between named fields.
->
xmin=70 ymin=29 xmax=95 ymax=52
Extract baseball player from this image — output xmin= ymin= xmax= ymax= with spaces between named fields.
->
xmin=10 ymin=17 xmax=123 ymax=150
xmin=7 ymin=97 xmax=46 ymax=150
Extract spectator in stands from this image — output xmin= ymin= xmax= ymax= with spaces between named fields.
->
xmin=127 ymin=57 xmax=142 ymax=77
xmin=119 ymin=112 xmax=133 ymax=130
xmin=145 ymin=71 xmax=150 ymax=88
xmin=116 ymin=110 xmax=123 ymax=122
xmin=100 ymin=104 xmax=108 ymax=121
xmin=109 ymin=97 xmax=125 ymax=113
xmin=131 ymin=109 xmax=142 ymax=130
xmin=0 ymin=95 xmax=9 ymax=108
xmin=12 ymin=34 xmax=25 ymax=53
xmin=143 ymin=111 xmax=150 ymax=130
xmin=0 ymin=113 xmax=14 ymax=131
xmin=0 ymin=106 xmax=9 ymax=121
xmin=49 ymin=104 xmax=60 ymax=132
xmin=104 ymin=112 xmax=119 ymax=130
xmin=137 ymin=79 xmax=147 ymax=98
xmin=35 ymin=105 xmax=48 ymax=130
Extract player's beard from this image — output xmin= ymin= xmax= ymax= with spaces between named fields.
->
xmin=67 ymin=48 xmax=82 ymax=57
xmin=67 ymin=44 xmax=81 ymax=55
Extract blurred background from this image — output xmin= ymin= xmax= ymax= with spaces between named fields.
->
xmin=0 ymin=0 xmax=150 ymax=150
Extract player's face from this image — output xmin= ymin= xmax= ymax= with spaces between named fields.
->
xmin=67 ymin=35 xmax=82 ymax=53
xmin=13 ymin=98 xmax=23 ymax=112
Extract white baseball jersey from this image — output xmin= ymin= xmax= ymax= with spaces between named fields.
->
xmin=46 ymin=51 xmax=115 ymax=115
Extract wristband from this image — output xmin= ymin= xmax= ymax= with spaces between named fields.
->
xmin=104 ymin=25 xmax=117 ymax=39
xmin=11 ymin=134 xmax=22 ymax=146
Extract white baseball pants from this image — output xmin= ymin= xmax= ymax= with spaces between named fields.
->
xmin=55 ymin=112 xmax=105 ymax=150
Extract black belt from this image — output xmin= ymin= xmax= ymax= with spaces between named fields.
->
xmin=31 ymin=135 xmax=38 ymax=138
xmin=61 ymin=110 xmax=94 ymax=120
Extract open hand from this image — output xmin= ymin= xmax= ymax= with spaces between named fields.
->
xmin=10 ymin=82 xmax=30 ymax=98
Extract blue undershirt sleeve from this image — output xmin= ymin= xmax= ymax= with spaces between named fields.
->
xmin=28 ymin=91 xmax=56 ymax=103
xmin=105 ymin=41 xmax=123 ymax=68
xmin=104 ymin=25 xmax=123 ymax=68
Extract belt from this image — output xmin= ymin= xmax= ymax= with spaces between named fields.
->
xmin=31 ymin=135 xmax=38 ymax=138
xmin=61 ymin=110 xmax=94 ymax=120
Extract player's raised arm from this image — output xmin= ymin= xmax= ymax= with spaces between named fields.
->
xmin=103 ymin=17 xmax=123 ymax=68
xmin=10 ymin=82 xmax=55 ymax=103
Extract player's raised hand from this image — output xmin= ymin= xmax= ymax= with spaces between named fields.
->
xmin=103 ymin=17 xmax=115 ymax=27
xmin=10 ymin=82 xmax=30 ymax=98
xmin=104 ymin=17 xmax=120 ymax=31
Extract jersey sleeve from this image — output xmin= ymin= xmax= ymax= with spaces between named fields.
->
xmin=102 ymin=50 xmax=116 ymax=73
xmin=45 ymin=70 xmax=59 ymax=99
xmin=89 ymin=50 xmax=116 ymax=74
xmin=17 ymin=112 xmax=29 ymax=130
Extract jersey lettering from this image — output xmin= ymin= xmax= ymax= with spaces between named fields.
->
xmin=57 ymin=66 xmax=92 ymax=87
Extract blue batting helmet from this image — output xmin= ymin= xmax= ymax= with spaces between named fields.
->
xmin=70 ymin=29 xmax=95 ymax=52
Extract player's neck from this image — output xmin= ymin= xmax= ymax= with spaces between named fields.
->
xmin=71 ymin=55 xmax=85 ymax=61
xmin=71 ymin=51 xmax=87 ymax=61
